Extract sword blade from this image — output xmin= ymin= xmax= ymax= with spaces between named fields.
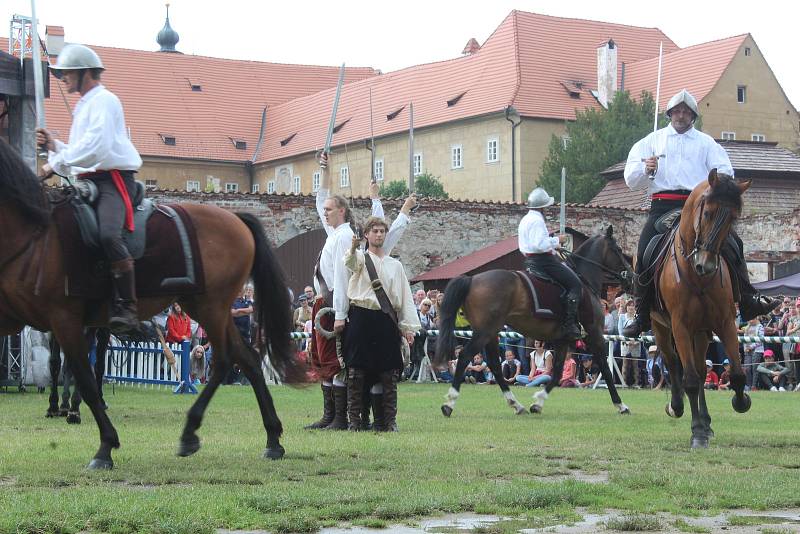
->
xmin=324 ymin=63 xmax=346 ymax=154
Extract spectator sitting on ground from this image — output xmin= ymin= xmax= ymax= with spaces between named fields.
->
xmin=756 ymin=350 xmax=790 ymax=391
xmin=718 ymin=358 xmax=732 ymax=390
xmin=515 ymin=340 xmax=553 ymax=387
xmin=500 ymin=350 xmax=521 ymax=385
xmin=578 ymin=354 xmax=599 ymax=388
xmin=704 ymin=359 xmax=719 ymax=390
xmin=559 ymin=352 xmax=579 ymax=388
xmin=645 ymin=345 xmax=666 ymax=390
xmin=464 ymin=353 xmax=488 ymax=384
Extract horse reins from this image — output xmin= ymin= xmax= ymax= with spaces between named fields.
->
xmin=563 ymin=248 xmax=631 ymax=289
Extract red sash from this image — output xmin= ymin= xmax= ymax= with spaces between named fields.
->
xmin=79 ymin=170 xmax=134 ymax=231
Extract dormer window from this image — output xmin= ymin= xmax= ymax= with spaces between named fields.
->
xmin=229 ymin=137 xmax=247 ymax=150
xmin=447 ymin=91 xmax=467 ymax=107
xmin=191 ymin=84 xmax=202 ymax=92
xmin=387 ymin=106 xmax=405 ymax=121
xmin=280 ymin=133 xmax=296 ymax=147
xmin=160 ymin=134 xmax=176 ymax=146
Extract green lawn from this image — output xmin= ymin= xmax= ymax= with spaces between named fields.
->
xmin=1 ymin=383 xmax=799 ymax=533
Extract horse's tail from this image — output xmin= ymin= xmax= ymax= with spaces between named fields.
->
xmin=236 ymin=213 xmax=305 ymax=384
xmin=434 ymin=275 xmax=472 ymax=366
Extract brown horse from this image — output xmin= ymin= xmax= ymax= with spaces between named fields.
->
xmin=435 ymin=227 xmax=633 ymax=417
xmin=651 ymin=170 xmax=751 ymax=448
xmin=0 ymin=139 xmax=301 ymax=469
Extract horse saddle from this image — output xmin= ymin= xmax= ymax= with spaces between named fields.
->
xmin=513 ymin=270 xmax=560 ymax=320
xmin=642 ymin=208 xmax=682 ymax=271
xmin=69 ymin=180 xmax=152 ymax=259
xmin=53 ymin=187 xmax=205 ymax=299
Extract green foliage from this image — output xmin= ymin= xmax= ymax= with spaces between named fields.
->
xmin=379 ymin=172 xmax=449 ymax=199
xmin=538 ymin=90 xmax=666 ymax=204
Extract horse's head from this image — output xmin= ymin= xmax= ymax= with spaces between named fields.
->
xmin=572 ymin=226 xmax=634 ymax=293
xmin=687 ymin=169 xmax=750 ymax=277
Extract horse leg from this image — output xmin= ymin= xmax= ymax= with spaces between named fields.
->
xmin=230 ymin=327 xmax=286 ymax=460
xmin=531 ymin=343 xmax=567 ymax=414
xmin=441 ymin=335 xmax=487 ymax=417
xmin=653 ymin=323 xmax=684 ymax=418
xmin=586 ymin=332 xmax=629 ymax=414
xmin=95 ymin=328 xmax=110 ymax=409
xmin=717 ymin=324 xmax=750 ymax=413
xmin=54 ymin=327 xmax=120 ymax=469
xmin=697 ymin=387 xmax=713 ymax=440
xmin=674 ymin=327 xmax=706 ymax=448
xmin=66 ymin=359 xmax=82 ymax=425
xmin=47 ymin=335 xmax=62 ymax=417
xmin=484 ymin=337 xmax=525 ymax=415
xmin=177 ymin=319 xmax=231 ymax=457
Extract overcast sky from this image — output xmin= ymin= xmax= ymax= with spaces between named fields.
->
xmin=3 ymin=0 xmax=799 ymax=109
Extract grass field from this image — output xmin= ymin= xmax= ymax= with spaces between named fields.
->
xmin=1 ymin=382 xmax=800 ymax=533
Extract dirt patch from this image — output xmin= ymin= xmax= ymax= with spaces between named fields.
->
xmin=533 ymin=470 xmax=609 ymax=484
xmin=0 ymin=475 xmax=17 ymax=486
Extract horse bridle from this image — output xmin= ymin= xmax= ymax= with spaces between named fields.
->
xmin=683 ymin=195 xmax=734 ymax=275
xmin=564 ymin=243 xmax=632 ymax=288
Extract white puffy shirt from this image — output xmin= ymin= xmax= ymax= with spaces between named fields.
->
xmin=518 ymin=210 xmax=558 ymax=255
xmin=48 ymin=85 xmax=142 ymax=176
xmin=623 ymin=125 xmax=733 ymax=194
xmin=315 ymin=188 xmax=410 ymax=320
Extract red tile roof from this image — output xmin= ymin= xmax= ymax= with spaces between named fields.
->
xmin=623 ymin=35 xmax=746 ymax=112
xmin=0 ymin=37 xmax=377 ymax=161
xmin=411 ymin=236 xmax=520 ymax=283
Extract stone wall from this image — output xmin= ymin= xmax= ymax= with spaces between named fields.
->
xmin=149 ymin=190 xmax=799 ymax=282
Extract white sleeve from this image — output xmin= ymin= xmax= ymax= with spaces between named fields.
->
xmin=526 ymin=218 xmax=558 ymax=254
xmin=316 ymin=188 xmax=333 ymax=236
xmin=398 ymin=268 xmax=422 ymax=334
xmin=623 ymin=137 xmax=651 ymax=191
xmin=344 ymin=248 xmax=364 ymax=274
xmin=49 ymin=96 xmax=117 ymax=176
xmin=333 ymin=233 xmax=351 ymax=320
xmin=707 ymin=140 xmax=734 ymax=177
xmin=371 ymin=198 xmax=384 ymax=218
xmin=383 ymin=212 xmax=409 ymax=255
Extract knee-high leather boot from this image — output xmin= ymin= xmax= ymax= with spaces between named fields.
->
xmin=379 ymin=370 xmax=399 ymax=432
xmin=109 ymin=258 xmax=140 ymax=335
xmin=347 ymin=368 xmax=365 ymax=431
xmin=303 ymin=384 xmax=334 ymax=430
xmin=324 ymin=385 xmax=348 ymax=430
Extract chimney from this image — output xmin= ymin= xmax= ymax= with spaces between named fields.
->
xmin=45 ymin=25 xmax=64 ymax=56
xmin=462 ymin=38 xmax=480 ymax=56
xmin=596 ymin=39 xmax=617 ymax=108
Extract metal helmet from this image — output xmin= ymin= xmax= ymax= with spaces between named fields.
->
xmin=527 ymin=187 xmax=554 ymax=209
xmin=665 ymin=89 xmax=698 ymax=119
xmin=50 ymin=44 xmax=104 ymax=72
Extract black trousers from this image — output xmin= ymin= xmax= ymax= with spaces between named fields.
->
xmin=85 ymin=171 xmax=137 ymax=262
xmin=527 ymin=253 xmax=582 ymax=300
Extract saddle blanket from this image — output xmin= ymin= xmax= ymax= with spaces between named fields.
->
xmin=514 ymin=270 xmax=594 ymax=326
xmin=53 ymin=202 xmax=205 ymax=299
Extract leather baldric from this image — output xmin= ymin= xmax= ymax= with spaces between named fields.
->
xmin=364 ymin=252 xmax=398 ymax=326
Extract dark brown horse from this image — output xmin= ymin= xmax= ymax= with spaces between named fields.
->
xmin=651 ymin=170 xmax=751 ymax=448
xmin=435 ymin=227 xmax=633 ymax=416
xmin=0 ymin=139 xmax=301 ymax=469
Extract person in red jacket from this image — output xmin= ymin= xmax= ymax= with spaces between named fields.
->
xmin=165 ymin=302 xmax=192 ymax=344
xmin=704 ymin=359 xmax=719 ymax=390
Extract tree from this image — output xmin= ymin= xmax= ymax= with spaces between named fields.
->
xmin=378 ymin=172 xmax=449 ymax=199
xmin=538 ymin=91 xmax=668 ymax=204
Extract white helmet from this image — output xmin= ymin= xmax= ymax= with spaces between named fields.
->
xmin=50 ymin=44 xmax=104 ymax=73
xmin=527 ymin=187 xmax=554 ymax=209
xmin=665 ymin=89 xmax=698 ymax=119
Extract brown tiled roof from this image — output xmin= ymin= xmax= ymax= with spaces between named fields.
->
xmin=0 ymin=37 xmax=377 ymax=161
xmin=411 ymin=236 xmax=519 ymax=283
xmin=255 ymin=10 xmax=677 ymax=163
xmin=624 ymin=35 xmax=746 ymax=111
xmin=591 ymin=141 xmax=800 ymax=213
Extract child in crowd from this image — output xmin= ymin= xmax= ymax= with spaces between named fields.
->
xmin=578 ymin=354 xmax=599 ymax=388
xmin=464 ymin=354 xmax=489 ymax=384
xmin=500 ymin=350 xmax=521 ymax=384
xmin=718 ymin=358 xmax=731 ymax=390
xmin=756 ymin=349 xmax=790 ymax=391
xmin=559 ymin=352 xmax=579 ymax=388
xmin=704 ymin=359 xmax=719 ymax=390
xmin=515 ymin=340 xmax=553 ymax=387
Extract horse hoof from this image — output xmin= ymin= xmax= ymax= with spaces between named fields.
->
xmin=87 ymin=458 xmax=113 ymax=470
xmin=66 ymin=413 xmax=81 ymax=425
xmin=690 ymin=438 xmax=709 ymax=449
xmin=46 ymin=410 xmax=59 ymax=418
xmin=264 ymin=445 xmax=285 ymax=460
xmin=707 ymin=428 xmax=715 ymax=439
xmin=441 ymin=405 xmax=453 ymax=418
xmin=618 ymin=406 xmax=631 ymax=415
xmin=530 ymin=404 xmax=542 ymax=414
xmin=732 ymin=393 xmax=751 ymax=413
xmin=515 ymin=405 xmax=526 ymax=415
xmin=58 ymin=409 xmax=68 ymax=417
xmin=177 ymin=435 xmax=201 ymax=457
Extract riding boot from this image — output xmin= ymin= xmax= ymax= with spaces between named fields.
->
xmin=379 ymin=370 xmax=399 ymax=432
xmin=347 ymin=368 xmax=365 ymax=431
xmin=303 ymin=384 xmax=334 ymax=430
xmin=562 ymin=295 xmax=581 ymax=341
xmin=323 ymin=385 xmax=348 ymax=430
xmin=360 ymin=380 xmax=373 ymax=431
xmin=109 ymin=258 xmax=140 ymax=335
xmin=622 ymin=279 xmax=652 ymax=338
xmin=731 ymin=254 xmax=781 ymax=321
xmin=371 ymin=393 xmax=385 ymax=432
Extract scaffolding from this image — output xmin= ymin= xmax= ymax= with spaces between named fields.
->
xmin=0 ymin=334 xmax=26 ymax=391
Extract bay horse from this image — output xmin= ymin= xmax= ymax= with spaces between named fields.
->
xmin=651 ymin=169 xmax=751 ymax=448
xmin=0 ymin=139 xmax=301 ymax=469
xmin=435 ymin=227 xmax=633 ymax=417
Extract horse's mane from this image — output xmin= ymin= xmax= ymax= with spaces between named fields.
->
xmin=706 ymin=175 xmax=743 ymax=211
xmin=0 ymin=138 xmax=50 ymax=225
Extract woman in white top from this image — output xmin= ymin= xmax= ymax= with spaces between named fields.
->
xmin=515 ymin=340 xmax=553 ymax=387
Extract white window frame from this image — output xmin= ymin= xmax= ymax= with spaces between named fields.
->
xmin=737 ymin=85 xmax=746 ymax=104
xmin=267 ymin=180 xmax=276 ymax=194
xmin=145 ymin=179 xmax=158 ymax=190
xmin=562 ymin=136 xmax=571 ymax=149
xmin=451 ymin=144 xmax=463 ymax=170
xmin=251 ymin=183 xmax=260 ymax=193
xmin=751 ymin=133 xmax=765 ymax=142
xmin=413 ymin=153 xmax=423 ymax=176
xmin=186 ymin=180 xmax=200 ymax=192
xmin=374 ymin=158 xmax=384 ymax=182
xmin=339 ymin=166 xmax=350 ymax=188
xmin=225 ymin=182 xmax=239 ymax=193
xmin=312 ymin=171 xmax=321 ymax=192
xmin=486 ymin=137 xmax=499 ymax=163
xmin=721 ymin=131 xmax=736 ymax=141
xmin=292 ymin=176 xmax=301 ymax=194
